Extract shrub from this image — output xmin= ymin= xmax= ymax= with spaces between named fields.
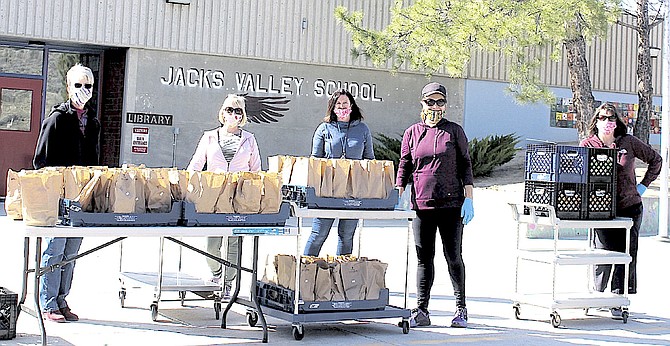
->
xmin=373 ymin=132 xmax=520 ymax=177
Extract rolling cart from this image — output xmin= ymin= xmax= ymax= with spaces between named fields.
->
xmin=509 ymin=202 xmax=633 ymax=327
xmin=245 ymin=207 xmax=415 ymax=340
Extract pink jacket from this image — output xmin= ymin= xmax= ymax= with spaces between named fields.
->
xmin=187 ymin=128 xmax=261 ymax=172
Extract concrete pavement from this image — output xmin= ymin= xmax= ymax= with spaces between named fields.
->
xmin=1 ymin=184 xmax=669 ymax=345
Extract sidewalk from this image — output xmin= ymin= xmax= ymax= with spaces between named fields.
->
xmin=1 ymin=185 xmax=669 ymax=345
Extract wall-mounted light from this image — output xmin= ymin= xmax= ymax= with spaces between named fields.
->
xmin=166 ymin=0 xmax=190 ymax=4
xmin=301 ymin=18 xmax=308 ymax=31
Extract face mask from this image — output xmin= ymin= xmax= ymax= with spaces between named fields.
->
xmin=224 ymin=113 xmax=241 ymax=127
xmin=69 ymin=86 xmax=92 ymax=109
xmin=334 ymin=108 xmax=352 ymax=121
xmin=597 ymin=120 xmax=617 ymax=135
xmin=421 ymin=109 xmax=444 ymax=126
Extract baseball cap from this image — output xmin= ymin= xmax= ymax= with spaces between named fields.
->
xmin=421 ymin=82 xmax=446 ymax=98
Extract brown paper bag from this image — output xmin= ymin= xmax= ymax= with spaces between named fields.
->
xmin=133 ymin=168 xmax=147 ymax=213
xmin=75 ymin=171 xmax=101 ymax=212
xmin=382 ymin=160 xmax=395 ymax=198
xmin=233 ymin=172 xmax=263 ymax=214
xmin=63 ymin=166 xmax=92 ymax=200
xmin=262 ymin=254 xmax=279 ymax=285
xmin=93 ymin=169 xmax=113 ymax=213
xmin=350 ymin=160 xmax=369 ymax=198
xmin=364 ymin=260 xmax=388 ymax=300
xmin=215 ymin=172 xmax=237 ymax=213
xmin=109 ymin=170 xmax=136 ymax=213
xmin=260 ymin=172 xmax=281 ymax=214
xmin=275 ymin=254 xmax=296 ymax=290
xmin=366 ymin=160 xmax=385 ymax=199
xmin=185 ymin=170 xmax=201 ymax=205
xmin=19 ymin=170 xmax=63 ymax=226
xmin=339 ymin=260 xmax=367 ymax=300
xmin=196 ymin=171 xmax=226 ymax=213
xmin=167 ymin=169 xmax=189 ymax=201
xmin=330 ymin=261 xmax=346 ymax=301
xmin=314 ymin=260 xmax=333 ymax=301
xmin=320 ymin=160 xmax=334 ymax=197
xmin=299 ymin=261 xmax=317 ymax=302
xmin=5 ymin=169 xmax=23 ymax=220
xmin=308 ymin=157 xmax=324 ymax=196
xmin=143 ymin=168 xmax=172 ymax=213
xmin=332 ymin=159 xmax=351 ymax=198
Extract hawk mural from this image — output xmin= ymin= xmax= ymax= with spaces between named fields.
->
xmin=239 ymin=93 xmax=290 ymax=124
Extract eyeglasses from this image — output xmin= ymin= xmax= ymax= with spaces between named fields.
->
xmin=423 ymin=99 xmax=446 ymax=107
xmin=597 ymin=114 xmax=617 ymax=121
xmin=225 ymin=107 xmax=244 ymax=115
xmin=73 ymin=83 xmax=93 ymax=89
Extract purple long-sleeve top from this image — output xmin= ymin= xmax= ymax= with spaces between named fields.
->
xmin=396 ymin=119 xmax=474 ymax=210
xmin=580 ymin=134 xmax=662 ymax=211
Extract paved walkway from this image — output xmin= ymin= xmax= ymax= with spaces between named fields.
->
xmin=1 ymin=185 xmax=669 ymax=345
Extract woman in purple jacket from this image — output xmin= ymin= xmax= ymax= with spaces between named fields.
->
xmin=396 ymin=82 xmax=475 ymax=328
xmin=580 ymin=103 xmax=661 ymax=316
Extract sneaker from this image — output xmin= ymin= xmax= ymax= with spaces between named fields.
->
xmin=610 ymin=307 xmax=623 ymax=318
xmin=451 ymin=307 xmax=468 ymax=328
xmin=60 ymin=307 xmax=79 ymax=321
xmin=42 ymin=310 xmax=67 ymax=323
xmin=409 ymin=308 xmax=431 ymax=327
xmin=221 ymin=285 xmax=232 ymax=301
xmin=209 ymin=276 xmax=221 ymax=285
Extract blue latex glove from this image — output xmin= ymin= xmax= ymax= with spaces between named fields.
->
xmin=636 ymin=183 xmax=647 ymax=196
xmin=461 ymin=197 xmax=474 ymax=225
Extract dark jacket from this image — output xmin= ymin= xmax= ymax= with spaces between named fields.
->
xmin=580 ymin=134 xmax=661 ymax=211
xmin=33 ymin=101 xmax=100 ymax=169
xmin=396 ymin=118 xmax=474 ymax=210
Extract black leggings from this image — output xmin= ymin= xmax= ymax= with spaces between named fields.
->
xmin=413 ymin=208 xmax=466 ymax=310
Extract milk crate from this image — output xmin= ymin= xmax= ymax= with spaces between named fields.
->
xmin=525 ymin=144 xmax=588 ymax=183
xmin=523 ymin=181 xmax=586 ymax=220
xmin=0 ymin=287 xmax=17 ymax=340
xmin=587 ymin=148 xmax=617 ymax=183
xmin=586 ymin=183 xmax=616 ymax=220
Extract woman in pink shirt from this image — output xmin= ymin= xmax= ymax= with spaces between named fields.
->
xmin=187 ymin=94 xmax=261 ymax=296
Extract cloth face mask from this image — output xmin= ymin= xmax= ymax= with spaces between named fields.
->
xmin=334 ymin=108 xmax=352 ymax=121
xmin=70 ymin=86 xmax=92 ymax=109
xmin=597 ymin=120 xmax=617 ymax=135
xmin=223 ymin=113 xmax=242 ymax=127
xmin=421 ymin=109 xmax=444 ymax=127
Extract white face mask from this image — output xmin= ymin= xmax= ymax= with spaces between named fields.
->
xmin=69 ymin=84 xmax=92 ymax=109
xmin=421 ymin=109 xmax=444 ymax=127
xmin=597 ymin=120 xmax=617 ymax=135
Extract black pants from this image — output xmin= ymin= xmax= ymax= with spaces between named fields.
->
xmin=413 ymin=208 xmax=466 ymax=311
xmin=593 ymin=203 xmax=643 ymax=294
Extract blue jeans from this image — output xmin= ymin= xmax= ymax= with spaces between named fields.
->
xmin=39 ymin=237 xmax=82 ymax=312
xmin=303 ymin=218 xmax=359 ymax=256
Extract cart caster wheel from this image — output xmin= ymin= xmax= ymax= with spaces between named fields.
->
xmin=513 ymin=305 xmax=521 ymax=320
xmin=214 ymin=301 xmax=221 ymax=320
xmin=119 ymin=290 xmax=126 ymax=308
xmin=246 ymin=311 xmax=259 ymax=327
xmin=400 ymin=320 xmax=409 ymax=334
xmin=179 ymin=291 xmax=186 ymax=306
xmin=550 ymin=312 xmax=561 ymax=328
xmin=622 ymin=311 xmax=629 ymax=324
xmin=150 ymin=304 xmax=159 ymax=322
xmin=292 ymin=325 xmax=304 ymax=340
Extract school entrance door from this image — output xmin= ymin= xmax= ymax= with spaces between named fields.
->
xmin=0 ymin=76 xmax=43 ymax=196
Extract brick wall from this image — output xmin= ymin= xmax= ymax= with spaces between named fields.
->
xmin=99 ymin=49 xmax=126 ymax=167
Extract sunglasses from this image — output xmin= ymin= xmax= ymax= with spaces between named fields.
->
xmin=225 ymin=107 xmax=244 ymax=115
xmin=597 ymin=114 xmax=617 ymax=121
xmin=73 ymin=83 xmax=93 ymax=89
xmin=423 ymin=99 xmax=446 ymax=107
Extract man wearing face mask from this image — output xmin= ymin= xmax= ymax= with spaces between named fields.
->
xmin=580 ymin=103 xmax=661 ymax=317
xmin=396 ymin=82 xmax=474 ymax=328
xmin=33 ymin=63 xmax=100 ymax=323
xmin=304 ymin=89 xmax=375 ymax=257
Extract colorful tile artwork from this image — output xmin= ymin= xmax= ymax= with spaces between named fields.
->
xmin=550 ymin=98 xmax=662 ymax=134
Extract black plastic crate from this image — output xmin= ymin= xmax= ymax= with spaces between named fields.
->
xmin=525 ymin=145 xmax=588 ymax=183
xmin=182 ymin=201 xmax=291 ymax=227
xmin=0 ymin=287 xmax=17 ymax=340
xmin=60 ymin=200 xmax=182 ymax=227
xmin=586 ymin=183 xmax=616 ymax=220
xmin=523 ymin=181 xmax=586 ymax=220
xmin=255 ymin=281 xmax=388 ymax=314
xmin=587 ymin=148 xmax=617 ymax=183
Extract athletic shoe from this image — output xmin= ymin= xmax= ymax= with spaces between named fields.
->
xmin=409 ymin=308 xmax=431 ymax=327
xmin=610 ymin=307 xmax=623 ymax=318
xmin=451 ymin=307 xmax=468 ymax=328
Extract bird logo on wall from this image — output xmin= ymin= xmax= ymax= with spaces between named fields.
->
xmin=239 ymin=93 xmax=290 ymax=124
